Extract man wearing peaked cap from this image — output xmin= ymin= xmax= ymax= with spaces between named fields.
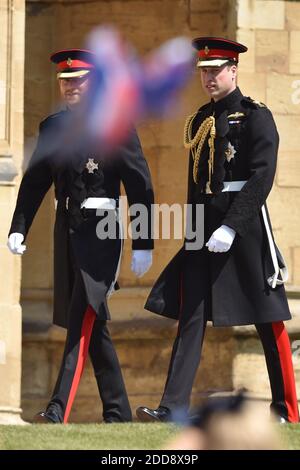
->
xmin=193 ymin=36 xmax=248 ymax=68
xmin=7 ymin=48 xmax=154 ymax=424
xmin=50 ymin=49 xmax=98 ymax=110
xmin=50 ymin=48 xmax=97 ymax=78
xmin=137 ymin=37 xmax=299 ymax=425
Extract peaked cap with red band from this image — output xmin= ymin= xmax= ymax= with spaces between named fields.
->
xmin=50 ymin=49 xmax=97 ymax=78
xmin=192 ymin=37 xmax=248 ymax=68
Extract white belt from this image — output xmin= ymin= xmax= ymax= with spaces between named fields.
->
xmin=80 ymin=197 xmax=117 ymax=210
xmin=222 ymin=180 xmax=247 ymax=192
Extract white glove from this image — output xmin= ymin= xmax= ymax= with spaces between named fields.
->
xmin=131 ymin=250 xmax=152 ymax=277
xmin=7 ymin=233 xmax=26 ymax=255
xmin=205 ymin=225 xmax=236 ymax=253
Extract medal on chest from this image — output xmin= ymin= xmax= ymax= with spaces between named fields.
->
xmin=225 ymin=142 xmax=237 ymax=162
xmin=85 ymin=158 xmax=99 ymax=174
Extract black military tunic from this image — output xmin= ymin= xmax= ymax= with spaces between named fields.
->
xmin=145 ymin=87 xmax=291 ymax=326
xmin=9 ymin=109 xmax=154 ymax=328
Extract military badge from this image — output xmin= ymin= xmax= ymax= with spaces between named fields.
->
xmin=225 ymin=142 xmax=236 ymax=162
xmin=86 ymin=158 xmax=99 ymax=174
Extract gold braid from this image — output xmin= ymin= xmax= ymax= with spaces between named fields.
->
xmin=183 ymin=112 xmax=216 ymax=187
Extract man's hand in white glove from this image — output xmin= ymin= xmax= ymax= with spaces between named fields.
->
xmin=7 ymin=233 xmax=26 ymax=255
xmin=205 ymin=225 xmax=236 ymax=253
xmin=131 ymin=250 xmax=152 ymax=277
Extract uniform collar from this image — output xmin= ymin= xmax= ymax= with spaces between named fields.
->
xmin=212 ymin=87 xmax=243 ymax=115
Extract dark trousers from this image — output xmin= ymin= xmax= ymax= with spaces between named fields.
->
xmin=48 ymin=268 xmax=132 ymax=423
xmin=160 ymin=258 xmax=299 ymax=423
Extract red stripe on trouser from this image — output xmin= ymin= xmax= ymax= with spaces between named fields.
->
xmin=272 ymin=322 xmax=299 ymax=423
xmin=63 ymin=305 xmax=96 ymax=424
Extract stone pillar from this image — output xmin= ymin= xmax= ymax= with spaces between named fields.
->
xmin=0 ymin=0 xmax=25 ymax=424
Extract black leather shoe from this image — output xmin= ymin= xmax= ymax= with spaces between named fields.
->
xmin=32 ymin=407 xmax=62 ymax=424
xmin=136 ymin=406 xmax=171 ymax=423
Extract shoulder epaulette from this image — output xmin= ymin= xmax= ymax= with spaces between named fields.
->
xmin=242 ymin=96 xmax=267 ymax=109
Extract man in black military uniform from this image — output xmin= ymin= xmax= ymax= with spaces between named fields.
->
xmin=136 ymin=38 xmax=299 ymax=424
xmin=8 ymin=49 xmax=154 ymax=423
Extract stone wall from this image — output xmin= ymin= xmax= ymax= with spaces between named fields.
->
xmin=237 ymin=0 xmax=300 ymax=292
xmin=20 ymin=0 xmax=240 ymax=422
xmin=23 ymin=0 xmax=233 ymax=291
xmin=21 ymin=292 xmax=300 ymax=422
xmin=13 ymin=0 xmax=300 ymax=422
xmin=23 ymin=0 xmax=300 ymax=293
